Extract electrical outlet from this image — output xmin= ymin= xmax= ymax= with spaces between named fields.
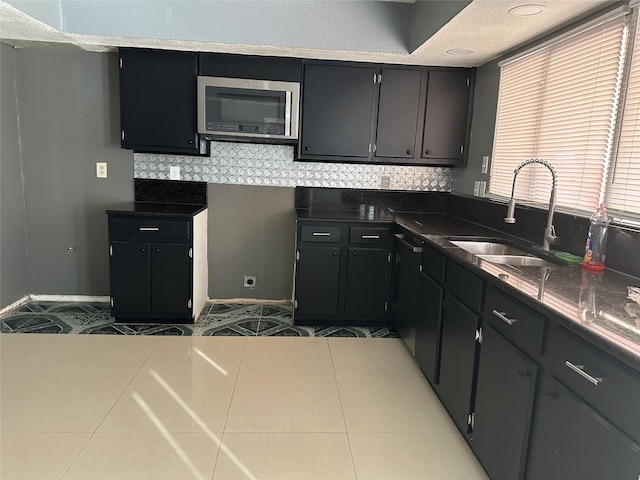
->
xmin=481 ymin=156 xmax=489 ymax=174
xmin=96 ymin=162 xmax=107 ymax=178
xmin=478 ymin=181 xmax=487 ymax=197
xmin=169 ymin=166 xmax=181 ymax=180
xmin=381 ymin=176 xmax=391 ymax=189
xmin=473 ymin=181 xmax=480 ymax=196
xmin=243 ymin=276 xmax=256 ymax=288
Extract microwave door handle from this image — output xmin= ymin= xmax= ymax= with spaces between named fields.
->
xmin=285 ymin=91 xmax=292 ymax=137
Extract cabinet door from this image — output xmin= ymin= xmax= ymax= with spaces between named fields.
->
xmin=151 ymin=243 xmax=192 ymax=315
xmin=422 ymin=70 xmax=471 ymax=162
xmin=437 ymin=292 xmax=479 ymax=434
xmin=526 ymin=376 xmax=640 ymax=480
xmin=345 ymin=247 xmax=390 ymax=319
xmin=119 ymin=48 xmax=200 ymax=153
xmin=375 ymin=68 xmax=422 ymax=159
xmin=472 ymin=326 xmax=538 ymax=480
xmin=109 ymin=241 xmax=151 ymax=314
xmin=415 ymin=272 xmax=443 ymax=384
xmin=300 ymin=64 xmax=376 ymax=158
xmin=295 ymin=246 xmax=342 ymax=317
xmin=392 ymin=236 xmax=422 ymax=354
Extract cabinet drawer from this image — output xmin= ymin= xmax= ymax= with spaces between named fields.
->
xmin=544 ymin=324 xmax=640 ymax=443
xmin=349 ymin=227 xmax=390 ymax=245
xmin=421 ymin=243 xmax=446 ymax=284
xmin=445 ymin=260 xmax=484 ymax=313
xmin=109 ymin=217 xmax=191 ymax=243
xmin=484 ymin=287 xmax=545 ymax=356
xmin=300 ymin=225 xmax=342 ymax=243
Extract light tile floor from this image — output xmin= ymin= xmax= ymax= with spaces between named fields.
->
xmin=0 ymin=334 xmax=489 ymax=480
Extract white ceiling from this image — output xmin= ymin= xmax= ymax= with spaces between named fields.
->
xmin=0 ymin=0 xmax=619 ymax=67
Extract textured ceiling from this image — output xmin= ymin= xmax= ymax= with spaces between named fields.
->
xmin=0 ymin=0 xmax=618 ymax=67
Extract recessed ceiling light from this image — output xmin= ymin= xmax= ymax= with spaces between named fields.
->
xmin=509 ymin=4 xmax=548 ymax=17
xmin=447 ymin=48 xmax=475 ymax=55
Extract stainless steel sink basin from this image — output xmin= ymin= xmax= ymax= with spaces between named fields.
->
xmin=475 ymin=254 xmax=556 ymax=267
xmin=450 ymin=240 xmax=530 ymax=257
xmin=448 ymin=238 xmax=564 ymax=268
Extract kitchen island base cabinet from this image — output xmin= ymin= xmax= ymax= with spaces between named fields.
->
xmin=471 ymin=325 xmax=537 ymax=480
xmin=525 ymin=375 xmax=640 ymax=480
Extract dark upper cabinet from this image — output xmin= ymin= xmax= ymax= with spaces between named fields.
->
xmin=422 ymin=69 xmax=473 ymax=164
xmin=199 ymin=53 xmax=302 ymax=82
xmin=374 ymin=68 xmax=423 ymax=159
xmin=298 ymin=61 xmax=474 ymax=166
xmin=119 ymin=48 xmax=202 ymax=154
xmin=300 ymin=63 xmax=376 ymax=158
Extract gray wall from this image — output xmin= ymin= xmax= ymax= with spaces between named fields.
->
xmin=207 ymin=184 xmax=296 ymax=301
xmin=14 ymin=48 xmax=133 ymax=297
xmin=1 ymin=44 xmax=28 ymax=308
xmin=453 ymin=59 xmax=500 ymax=196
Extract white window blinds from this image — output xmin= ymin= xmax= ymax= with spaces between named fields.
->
xmin=608 ymin=14 xmax=640 ymax=217
xmin=490 ymin=15 xmax=629 ymax=214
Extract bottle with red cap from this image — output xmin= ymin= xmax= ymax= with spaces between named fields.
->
xmin=582 ymin=204 xmax=610 ymax=273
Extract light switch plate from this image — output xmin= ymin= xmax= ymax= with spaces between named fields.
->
xmin=381 ymin=176 xmax=391 ymax=189
xmin=96 ymin=162 xmax=107 ymax=178
xmin=169 ymin=166 xmax=181 ymax=180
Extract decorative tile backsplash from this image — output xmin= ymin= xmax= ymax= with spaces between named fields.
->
xmin=134 ymin=141 xmax=453 ymax=191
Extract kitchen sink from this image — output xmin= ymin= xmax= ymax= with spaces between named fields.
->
xmin=449 ymin=240 xmax=530 ymax=257
xmin=475 ymin=254 xmax=557 ymax=267
xmin=448 ymin=238 xmax=565 ymax=268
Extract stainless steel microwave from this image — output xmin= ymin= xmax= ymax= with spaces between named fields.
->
xmin=197 ymin=76 xmax=300 ymax=141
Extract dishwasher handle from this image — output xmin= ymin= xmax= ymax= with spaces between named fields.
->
xmin=395 ymin=233 xmax=422 ymax=253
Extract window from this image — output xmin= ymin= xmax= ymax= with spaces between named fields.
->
xmin=490 ymin=9 xmax=640 ymax=222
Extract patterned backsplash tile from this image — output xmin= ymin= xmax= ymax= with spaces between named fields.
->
xmin=134 ymin=141 xmax=453 ymax=191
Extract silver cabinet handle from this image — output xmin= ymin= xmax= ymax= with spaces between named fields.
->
xmin=492 ymin=309 xmax=515 ymax=325
xmin=312 ymin=232 xmax=331 ymax=236
xmin=361 ymin=235 xmax=380 ymax=239
xmin=565 ymin=361 xmax=602 ymax=386
xmin=139 ymin=227 xmax=159 ymax=231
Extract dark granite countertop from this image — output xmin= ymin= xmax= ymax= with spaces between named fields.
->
xmin=394 ymin=213 xmax=640 ymax=372
xmin=106 ymin=202 xmax=207 ymax=217
xmin=297 ymin=207 xmax=640 ymax=371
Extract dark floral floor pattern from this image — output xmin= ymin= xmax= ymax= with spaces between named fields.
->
xmin=0 ymin=301 xmax=400 ymax=338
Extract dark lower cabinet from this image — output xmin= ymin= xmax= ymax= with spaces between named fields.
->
xmin=525 ymin=375 xmax=640 ymax=480
xmin=107 ymin=210 xmax=208 ymax=324
xmin=295 ymin=246 xmax=341 ymax=317
xmin=294 ymin=221 xmax=392 ymax=325
xmin=472 ymin=325 xmax=537 ymax=480
xmin=345 ymin=247 xmax=390 ymax=318
xmin=110 ymin=241 xmax=192 ymax=319
xmin=437 ymin=292 xmax=480 ymax=434
xmin=415 ymin=272 xmax=443 ymax=384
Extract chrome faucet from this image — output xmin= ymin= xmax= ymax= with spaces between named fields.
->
xmin=504 ymin=158 xmax=558 ymax=251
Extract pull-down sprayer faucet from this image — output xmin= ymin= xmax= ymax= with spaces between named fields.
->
xmin=504 ymin=158 xmax=558 ymax=251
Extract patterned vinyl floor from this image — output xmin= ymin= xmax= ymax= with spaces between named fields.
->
xmin=0 ymin=301 xmax=399 ymax=338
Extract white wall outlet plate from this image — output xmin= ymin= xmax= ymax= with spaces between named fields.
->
xmin=96 ymin=162 xmax=107 ymax=178
xmin=380 ymin=176 xmax=391 ymax=189
xmin=481 ymin=156 xmax=489 ymax=174
xmin=243 ymin=276 xmax=256 ymax=288
xmin=169 ymin=166 xmax=181 ymax=180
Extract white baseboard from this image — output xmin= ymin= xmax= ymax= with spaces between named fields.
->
xmin=0 ymin=295 xmax=30 ymax=315
xmin=29 ymin=294 xmax=110 ymax=303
